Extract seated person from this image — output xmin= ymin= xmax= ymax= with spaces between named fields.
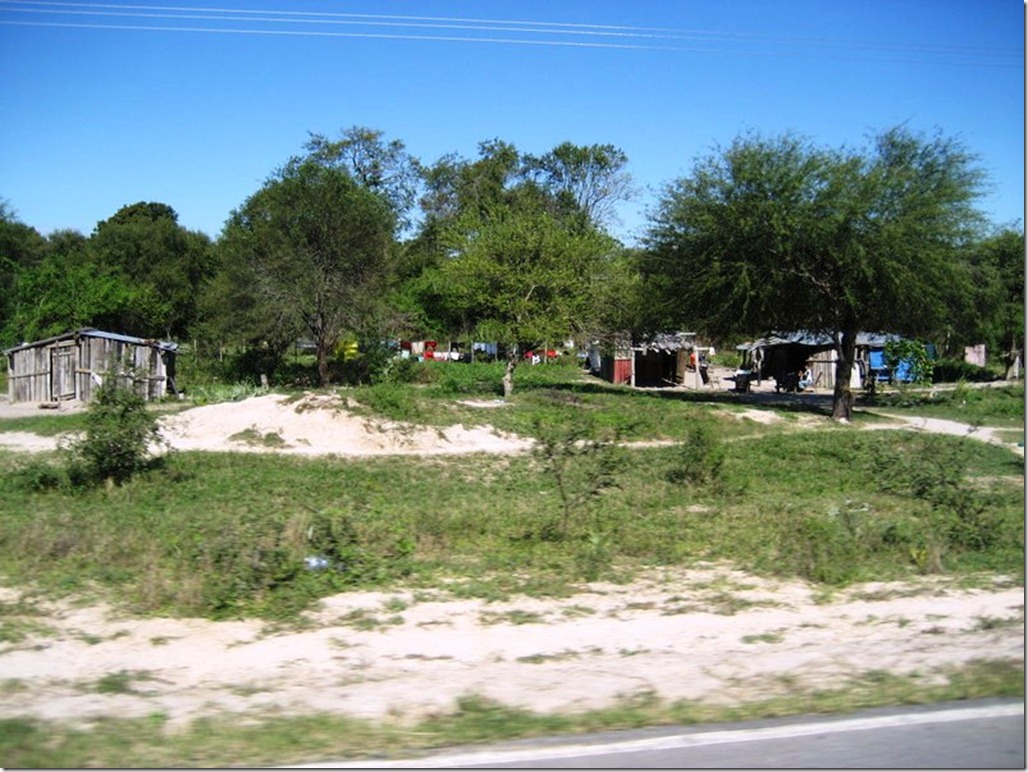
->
xmin=798 ymin=366 xmax=813 ymax=391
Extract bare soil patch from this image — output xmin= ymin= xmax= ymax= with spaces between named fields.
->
xmin=0 ymin=569 xmax=1022 ymax=729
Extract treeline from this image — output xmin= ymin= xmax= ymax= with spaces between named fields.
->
xmin=1 ymin=125 xmax=1023 ymax=406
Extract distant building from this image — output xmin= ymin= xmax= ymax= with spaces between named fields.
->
xmin=736 ymin=331 xmax=913 ymax=389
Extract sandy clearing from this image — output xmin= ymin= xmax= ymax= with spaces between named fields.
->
xmin=0 ymin=570 xmax=1022 ymax=729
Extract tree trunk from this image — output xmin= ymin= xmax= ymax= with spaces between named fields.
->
xmin=502 ymin=347 xmax=519 ymax=399
xmin=317 ymin=343 xmax=331 ymax=388
xmin=831 ymin=328 xmax=857 ymax=422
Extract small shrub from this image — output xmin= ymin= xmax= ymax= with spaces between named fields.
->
xmin=63 ymin=378 xmax=165 ymax=487
xmin=12 ymin=458 xmax=68 ymax=492
xmin=191 ymin=506 xmax=415 ymax=618
xmin=872 ymin=435 xmax=999 ymax=551
xmin=665 ymin=423 xmax=726 ymax=488
xmin=349 ymin=382 xmax=421 ymax=422
xmin=883 ymin=339 xmax=934 ymax=385
xmin=778 ymin=512 xmax=861 ymax=585
xmin=531 ymin=417 xmax=623 ymax=542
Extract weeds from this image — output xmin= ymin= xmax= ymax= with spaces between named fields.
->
xmin=93 ymin=670 xmax=156 ymax=695
xmin=665 ymin=422 xmax=726 ymax=488
xmin=529 ymin=416 xmax=624 ymax=543
xmin=0 ymin=372 xmax=1021 ymax=620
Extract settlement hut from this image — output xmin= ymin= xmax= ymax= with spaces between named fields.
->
xmin=736 ymin=331 xmax=904 ymax=390
xmin=5 ymin=329 xmax=178 ymax=405
xmin=589 ymin=332 xmax=707 ymax=388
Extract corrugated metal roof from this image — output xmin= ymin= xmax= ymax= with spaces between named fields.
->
xmin=634 ymin=331 xmax=697 ymax=352
xmin=736 ymin=330 xmax=904 ymax=351
xmin=3 ymin=328 xmax=178 ymax=355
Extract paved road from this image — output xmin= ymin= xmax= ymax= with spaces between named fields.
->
xmin=295 ymin=699 xmax=1024 ymax=769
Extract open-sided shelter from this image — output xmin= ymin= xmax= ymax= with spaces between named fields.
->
xmin=5 ymin=328 xmax=178 ymax=405
xmin=735 ymin=331 xmax=905 ymax=390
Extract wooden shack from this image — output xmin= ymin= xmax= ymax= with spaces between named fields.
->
xmin=589 ymin=332 xmax=704 ymax=388
xmin=735 ymin=331 xmax=904 ymax=390
xmin=5 ymin=329 xmax=178 ymax=405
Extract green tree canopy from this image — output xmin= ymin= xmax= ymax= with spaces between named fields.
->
xmin=0 ymin=201 xmax=48 ymax=345
xmin=4 ymin=229 xmax=135 ymax=343
xmin=960 ymin=227 xmax=1025 ymax=376
xmin=403 ymin=139 xmax=636 ymax=350
xmin=215 ymin=158 xmax=397 ymax=387
xmin=522 ymin=141 xmax=636 ymax=228
xmin=303 ymin=126 xmax=422 ymax=232
xmin=642 ymin=126 xmax=986 ymax=420
xmin=423 ymin=201 xmax=622 ymax=397
xmin=90 ymin=202 xmax=214 ymax=339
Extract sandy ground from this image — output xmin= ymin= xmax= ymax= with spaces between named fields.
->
xmin=0 ymin=390 xmax=1023 ymax=729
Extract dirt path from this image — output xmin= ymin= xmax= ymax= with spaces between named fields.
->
xmin=863 ymin=411 xmax=1025 ymax=457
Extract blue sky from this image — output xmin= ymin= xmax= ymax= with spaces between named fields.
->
xmin=0 ymin=0 xmax=1023 ymax=246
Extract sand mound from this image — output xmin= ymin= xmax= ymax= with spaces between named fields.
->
xmin=159 ymin=393 xmax=534 ymax=457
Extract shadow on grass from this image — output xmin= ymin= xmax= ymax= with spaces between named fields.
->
xmin=531 ymin=376 xmax=839 ymax=418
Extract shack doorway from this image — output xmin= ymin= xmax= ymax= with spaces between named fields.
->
xmin=50 ymin=344 xmax=76 ymax=401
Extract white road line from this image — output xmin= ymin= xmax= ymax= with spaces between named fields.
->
xmin=289 ymin=702 xmax=1024 ymax=768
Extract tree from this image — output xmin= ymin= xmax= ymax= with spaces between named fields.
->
xmin=642 ymin=127 xmax=986 ymax=421
xmin=522 ymin=141 xmax=635 ymax=229
xmin=217 ymin=158 xmax=396 ymax=387
xmin=0 ymin=201 xmax=47 ymax=345
xmin=90 ymin=202 xmax=214 ymax=339
xmin=428 ymin=202 xmax=619 ymax=397
xmin=961 ymin=228 xmax=1025 ymax=378
xmin=4 ymin=229 xmax=136 ymax=342
xmin=303 ymin=126 xmax=421 ymax=232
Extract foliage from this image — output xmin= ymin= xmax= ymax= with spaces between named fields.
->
xmin=3 ymin=201 xmax=213 ymax=345
xmin=521 ymin=141 xmax=636 ymax=228
xmin=303 ymin=126 xmax=422 ymax=232
xmin=63 ymin=378 xmax=165 ymax=487
xmin=867 ymin=381 xmax=1023 ymax=427
xmin=665 ymin=422 xmax=726 ymax=488
xmin=214 ymin=157 xmax=396 ymax=387
xmin=642 ymin=126 xmax=987 ymax=421
xmin=871 ymin=435 xmax=1002 ymax=558
xmin=0 ymin=202 xmax=47 ymax=346
xmin=530 ymin=416 xmax=624 ymax=543
xmin=1 ymin=378 xmax=1021 ymax=620
xmin=4 ymin=230 xmax=136 ymax=342
xmin=930 ymin=358 xmax=1000 ymax=384
xmin=90 ymin=202 xmax=215 ymax=339
xmin=423 ymin=203 xmax=622 ymax=396
xmin=953 ymin=228 xmax=1025 ymax=374
xmin=883 ymin=339 xmax=934 ymax=385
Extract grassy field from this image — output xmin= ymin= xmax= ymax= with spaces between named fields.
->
xmin=0 ymin=361 xmax=1023 ymax=766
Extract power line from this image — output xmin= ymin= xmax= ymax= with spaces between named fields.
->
xmin=0 ymin=0 xmax=1020 ymax=67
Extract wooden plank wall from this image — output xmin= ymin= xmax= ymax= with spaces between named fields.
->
xmin=6 ymin=335 xmax=172 ymax=404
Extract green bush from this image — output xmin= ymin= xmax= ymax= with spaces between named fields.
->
xmin=192 ymin=506 xmax=415 ymax=618
xmin=530 ymin=417 xmax=624 ymax=543
xmin=931 ymin=359 xmax=999 ymax=383
xmin=64 ymin=379 xmax=165 ymax=487
xmin=871 ymin=434 xmax=1000 ymax=555
xmin=665 ymin=423 xmax=726 ymax=487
